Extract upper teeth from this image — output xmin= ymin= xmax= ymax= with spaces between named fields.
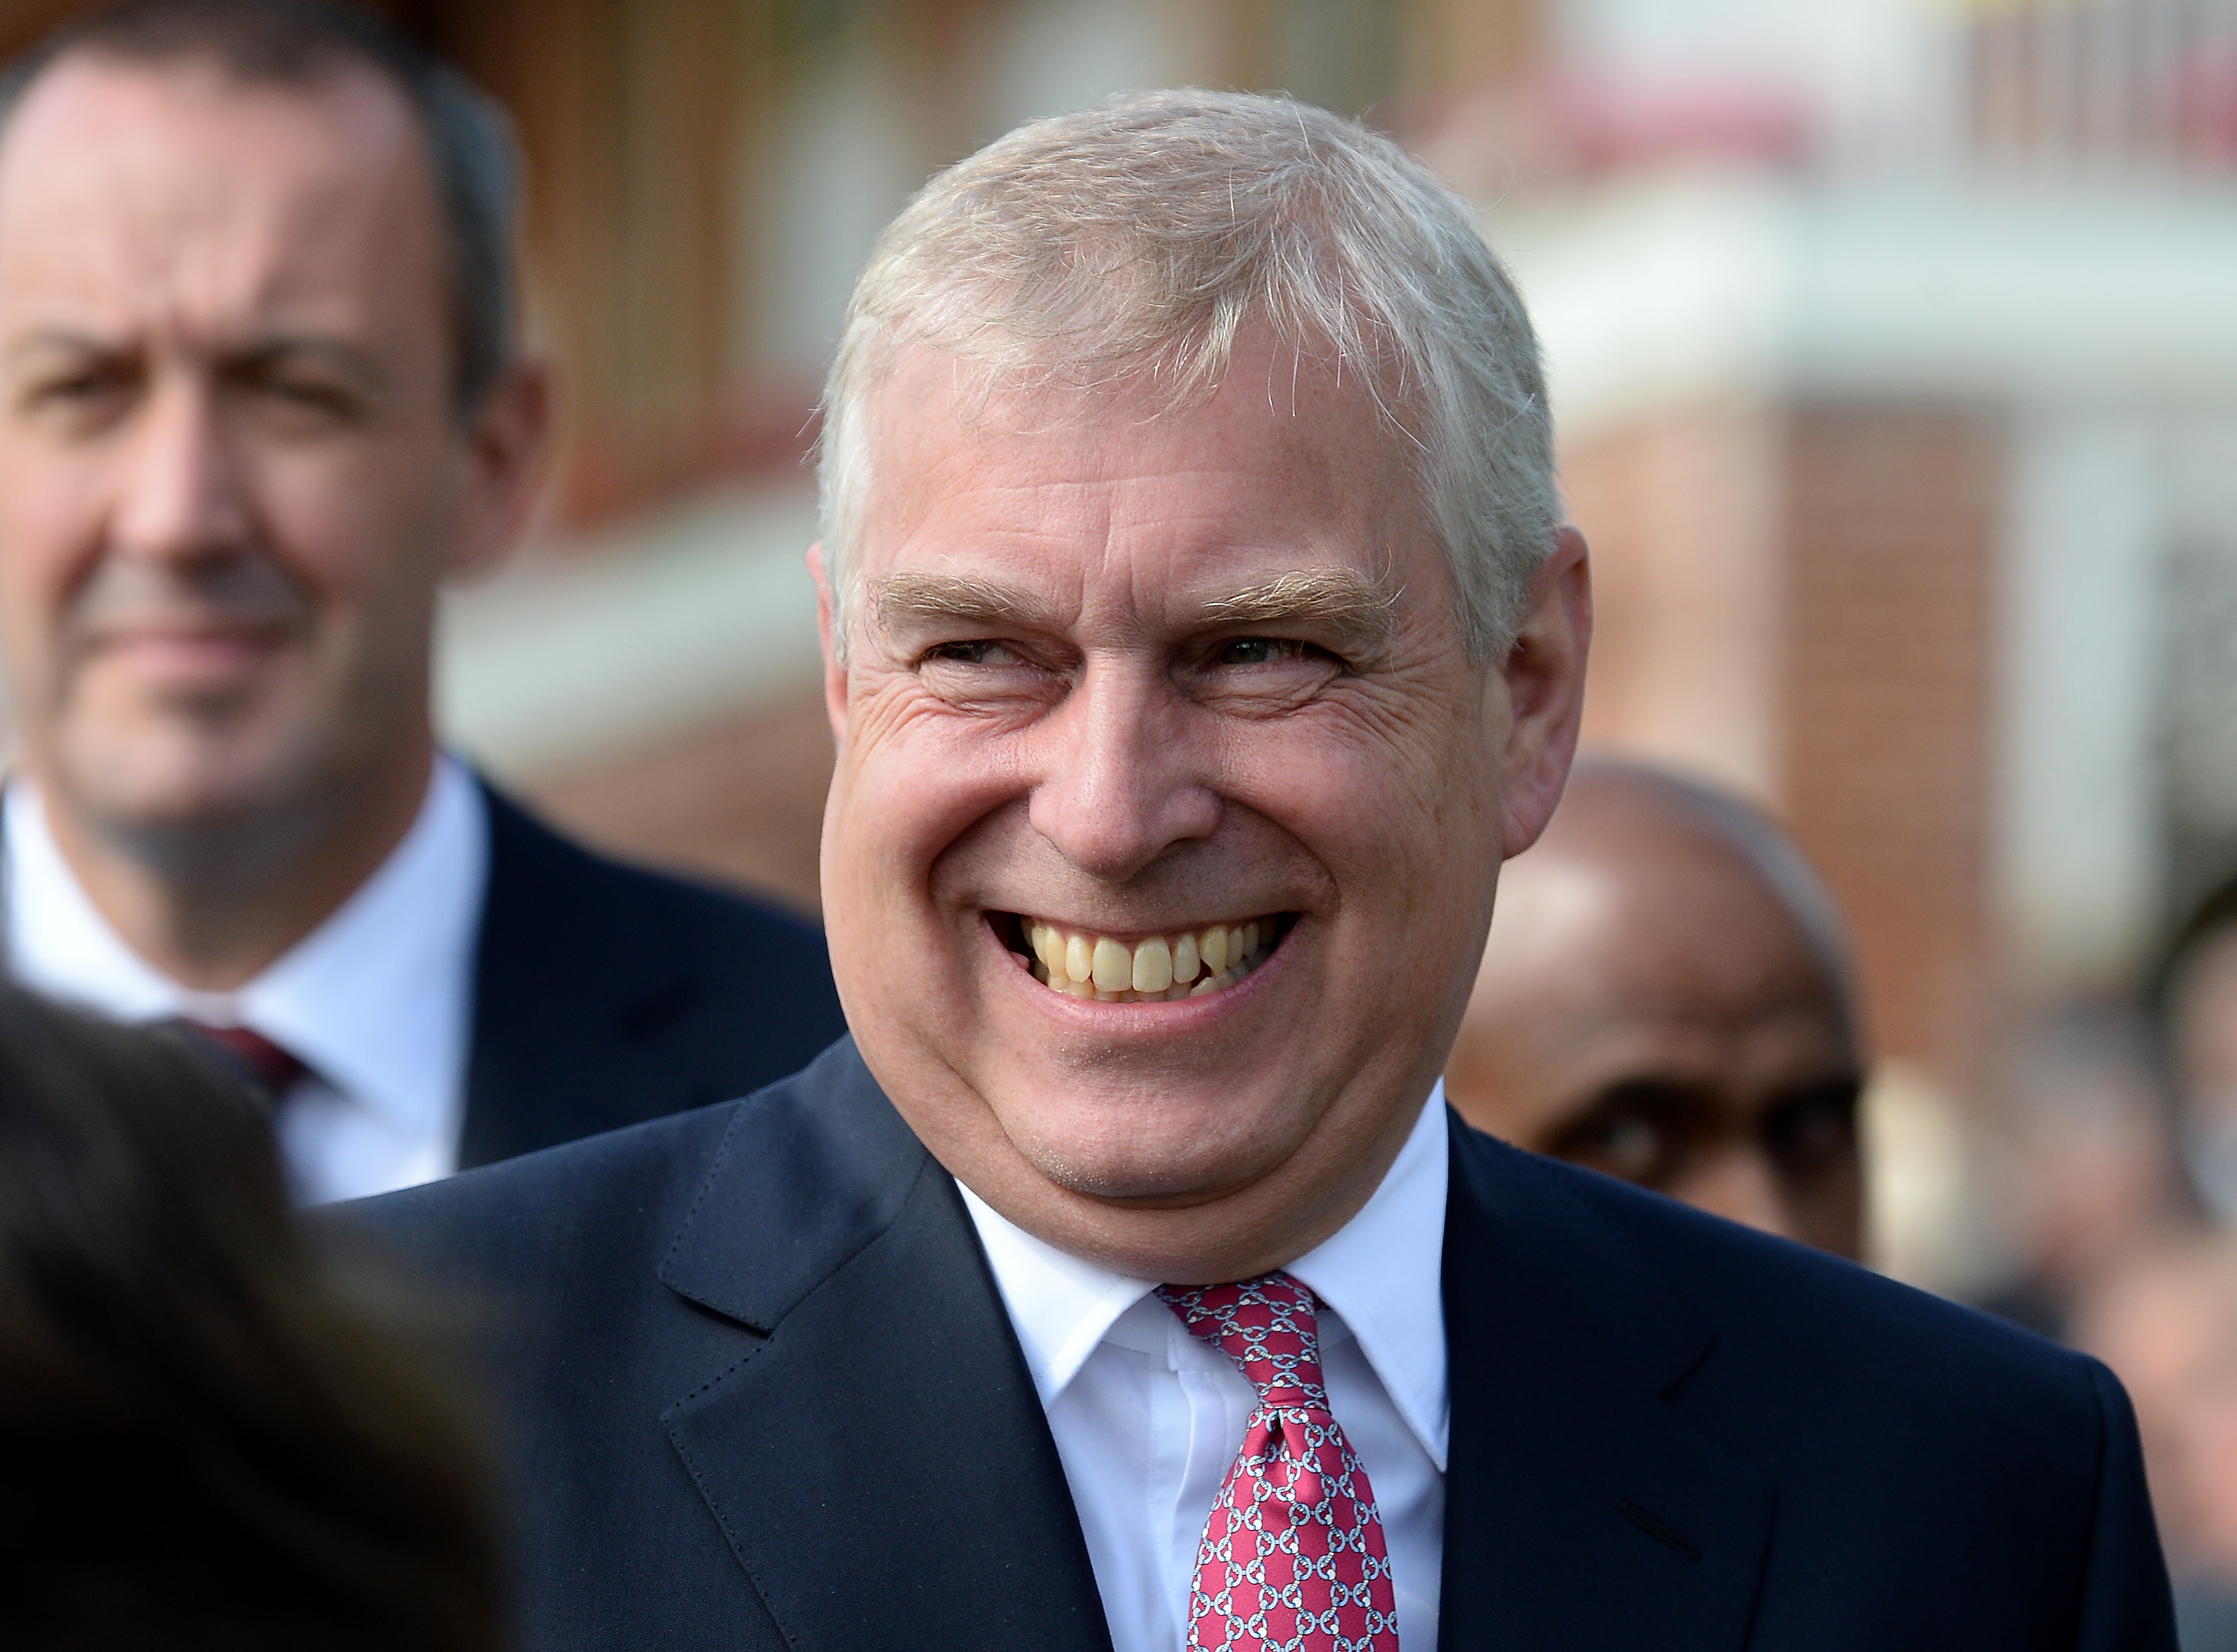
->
xmin=1022 ymin=918 xmax=1271 ymax=1002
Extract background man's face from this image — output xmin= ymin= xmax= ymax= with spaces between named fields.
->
xmin=2170 ymin=928 xmax=2237 ymax=1220
xmin=817 ymin=334 xmax=1577 ymax=1279
xmin=0 ymin=58 xmax=490 ymax=845
xmin=1445 ymin=794 xmax=1864 ymax=1258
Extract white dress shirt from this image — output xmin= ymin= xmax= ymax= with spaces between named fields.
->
xmin=4 ymin=756 xmax=490 ymax=1204
xmin=963 ymin=1083 xmax=1451 ymax=1652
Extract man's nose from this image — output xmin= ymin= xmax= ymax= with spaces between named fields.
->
xmin=111 ymin=379 xmax=254 ymax=563
xmin=1027 ymin=661 xmax=1221 ymax=883
xmin=1677 ymin=1145 xmax=1801 ymax=1246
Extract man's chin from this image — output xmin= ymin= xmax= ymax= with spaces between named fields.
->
xmin=1002 ymin=1107 xmax=1302 ymax=1207
xmin=54 ymin=730 xmax=329 ymax=852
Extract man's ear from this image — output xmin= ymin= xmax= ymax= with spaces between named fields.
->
xmin=1495 ymin=524 xmax=1592 ymax=858
xmin=447 ymin=359 xmax=553 ymax=581
xmin=807 ymin=541 xmax=848 ymax=744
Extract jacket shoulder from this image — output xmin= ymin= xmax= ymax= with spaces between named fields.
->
xmin=1477 ymin=1126 xmax=2096 ymax=1409
xmin=1455 ymin=1127 xmax=2172 ymax=1642
xmin=1461 ymin=1124 xmax=2114 ymax=1501
xmin=342 ymin=1039 xmax=891 ymax=1297
xmin=343 ymin=1091 xmax=745 ymax=1289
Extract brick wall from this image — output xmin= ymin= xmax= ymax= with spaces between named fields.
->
xmin=526 ymin=694 xmax=834 ymax=917
xmin=1564 ymin=401 xmax=2004 ymax=1098
xmin=1565 ymin=404 xmax=1787 ymax=798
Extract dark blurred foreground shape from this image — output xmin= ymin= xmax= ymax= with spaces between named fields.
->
xmin=1448 ymin=756 xmax=1867 ymax=1258
xmin=0 ymin=986 xmax=504 ymax=1651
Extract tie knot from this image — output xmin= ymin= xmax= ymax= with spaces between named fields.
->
xmin=1156 ymin=1270 xmax=1328 ymax=1411
xmin=174 ymin=1019 xmax=309 ymax=1103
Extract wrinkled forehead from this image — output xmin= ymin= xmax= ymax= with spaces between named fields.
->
xmin=849 ymin=336 xmax=1441 ymax=625
xmin=0 ymin=54 xmax=436 ymax=326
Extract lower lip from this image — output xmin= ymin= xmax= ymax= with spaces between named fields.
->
xmin=981 ymin=914 xmax=1290 ymax=1027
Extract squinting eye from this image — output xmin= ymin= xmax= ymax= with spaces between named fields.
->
xmin=27 ymin=369 xmax=132 ymax=409
xmin=1219 ymin=637 xmax=1306 ymax=666
xmin=270 ymin=380 xmax=350 ymax=409
xmin=244 ymin=375 xmax=362 ymax=425
xmin=45 ymin=376 xmax=116 ymax=401
xmin=925 ymin=640 xmax=1024 ymax=666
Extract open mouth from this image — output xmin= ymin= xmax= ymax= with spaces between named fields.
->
xmin=1001 ymin=914 xmax=1293 ymax=1003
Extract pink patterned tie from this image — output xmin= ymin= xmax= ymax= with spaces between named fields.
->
xmin=1156 ymin=1272 xmax=1402 ymax=1652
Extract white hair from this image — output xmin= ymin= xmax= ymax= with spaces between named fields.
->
xmin=817 ymin=88 xmax=1558 ymax=659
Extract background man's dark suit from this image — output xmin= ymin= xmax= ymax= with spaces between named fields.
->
xmin=458 ymin=784 xmax=847 ymax=1164
xmin=1 ymin=781 xmax=849 ymax=1167
xmin=354 ymin=1037 xmax=2176 ymax=1651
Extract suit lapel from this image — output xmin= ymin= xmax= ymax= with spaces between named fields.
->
xmin=659 ymin=1042 xmax=1113 ymax=1652
xmin=1439 ymin=1114 xmax=1773 ymax=1652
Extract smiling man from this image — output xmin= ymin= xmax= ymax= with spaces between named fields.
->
xmin=0 ymin=0 xmax=844 ymax=1200
xmin=358 ymin=91 xmax=2174 ymax=1650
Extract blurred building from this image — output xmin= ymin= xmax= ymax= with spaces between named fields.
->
xmin=5 ymin=0 xmax=2235 ymax=1289
xmin=1456 ymin=0 xmax=2237 ymax=1292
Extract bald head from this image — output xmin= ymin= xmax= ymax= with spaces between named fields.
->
xmin=1447 ymin=760 xmax=1866 ymax=1258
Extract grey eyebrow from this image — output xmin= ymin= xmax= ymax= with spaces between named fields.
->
xmin=1200 ymin=568 xmax=1400 ymax=652
xmin=873 ymin=572 xmax=1055 ymax=633
xmin=870 ymin=564 xmax=1401 ymax=652
xmin=5 ymin=326 xmax=118 ymax=369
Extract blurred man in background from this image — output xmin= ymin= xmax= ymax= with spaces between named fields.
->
xmin=0 ymin=0 xmax=845 ymax=1202
xmin=1444 ymin=757 xmax=1867 ymax=1258
xmin=2075 ymin=1236 xmax=2237 ymax=1652
xmin=2155 ymin=875 xmax=2237 ymax=1227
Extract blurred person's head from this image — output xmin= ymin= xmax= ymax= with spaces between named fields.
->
xmin=2153 ymin=876 xmax=2237 ymax=1224
xmin=809 ymin=89 xmax=1591 ymax=1284
xmin=0 ymin=984 xmax=503 ymax=1649
xmin=1444 ymin=758 xmax=1866 ymax=1258
xmin=2072 ymin=1234 xmax=2237 ymax=1589
xmin=1992 ymin=1007 xmax=2185 ymax=1332
xmin=0 ymin=0 xmax=546 ymax=986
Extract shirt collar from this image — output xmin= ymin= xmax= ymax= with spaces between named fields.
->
xmin=5 ymin=757 xmax=490 ymax=1143
xmin=961 ymin=1082 xmax=1451 ymax=1470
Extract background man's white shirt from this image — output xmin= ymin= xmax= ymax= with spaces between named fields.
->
xmin=963 ymin=1084 xmax=1451 ymax=1651
xmin=4 ymin=756 xmax=489 ymax=1204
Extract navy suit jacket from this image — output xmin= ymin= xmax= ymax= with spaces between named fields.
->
xmin=0 ymin=779 xmax=846 ymax=1165
xmin=352 ymin=1037 xmax=2176 ymax=1650
xmin=457 ymin=784 xmax=847 ymax=1166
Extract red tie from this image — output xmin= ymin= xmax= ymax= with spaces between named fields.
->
xmin=1156 ymin=1272 xmax=1402 ymax=1652
xmin=176 ymin=1020 xmax=309 ymax=1105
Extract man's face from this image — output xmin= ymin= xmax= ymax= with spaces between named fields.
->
xmin=2171 ymin=929 xmax=2237 ymax=1220
xmin=2174 ymin=931 xmax=2237 ymax=1127
xmin=0 ymin=58 xmax=531 ymax=849
xmin=1446 ymin=822 xmax=1863 ymax=1258
xmin=816 ymin=337 xmax=1588 ymax=1281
